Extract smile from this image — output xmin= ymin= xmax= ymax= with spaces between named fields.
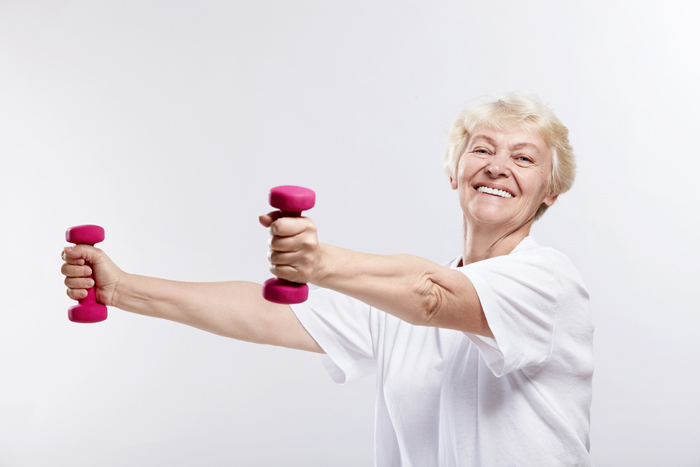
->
xmin=475 ymin=186 xmax=514 ymax=199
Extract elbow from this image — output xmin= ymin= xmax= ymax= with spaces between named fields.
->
xmin=413 ymin=271 xmax=494 ymax=338
xmin=413 ymin=276 xmax=446 ymax=327
xmin=424 ymin=283 xmax=446 ymax=326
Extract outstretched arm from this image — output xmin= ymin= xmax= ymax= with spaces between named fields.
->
xmin=262 ymin=214 xmax=493 ymax=338
xmin=61 ymin=246 xmax=324 ymax=353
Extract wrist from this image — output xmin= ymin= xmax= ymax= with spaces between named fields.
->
xmin=314 ymin=243 xmax=337 ymax=287
xmin=111 ymin=271 xmax=131 ymax=310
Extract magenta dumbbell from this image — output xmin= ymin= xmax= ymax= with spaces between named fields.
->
xmin=262 ymin=185 xmax=316 ymax=304
xmin=66 ymin=224 xmax=108 ymax=323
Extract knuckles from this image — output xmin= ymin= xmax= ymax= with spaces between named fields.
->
xmin=299 ymin=234 xmax=317 ymax=248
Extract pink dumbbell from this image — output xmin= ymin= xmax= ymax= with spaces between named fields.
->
xmin=262 ymin=185 xmax=316 ymax=304
xmin=66 ymin=224 xmax=108 ymax=323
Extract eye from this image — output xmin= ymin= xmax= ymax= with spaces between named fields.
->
xmin=515 ymin=155 xmax=534 ymax=165
xmin=471 ymin=147 xmax=491 ymax=155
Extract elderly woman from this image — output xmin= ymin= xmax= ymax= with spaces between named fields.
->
xmin=61 ymin=93 xmax=593 ymax=466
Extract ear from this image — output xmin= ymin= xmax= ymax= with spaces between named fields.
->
xmin=543 ymin=191 xmax=558 ymax=207
xmin=449 ymin=175 xmax=458 ymax=190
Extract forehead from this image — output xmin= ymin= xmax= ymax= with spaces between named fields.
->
xmin=469 ymin=127 xmax=549 ymax=155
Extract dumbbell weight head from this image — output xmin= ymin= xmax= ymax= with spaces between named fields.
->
xmin=66 ymin=224 xmax=105 ymax=245
xmin=268 ymin=185 xmax=315 ymax=217
xmin=262 ymin=278 xmax=309 ymax=304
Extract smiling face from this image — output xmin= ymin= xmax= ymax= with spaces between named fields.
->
xmin=450 ymin=126 xmax=558 ymax=233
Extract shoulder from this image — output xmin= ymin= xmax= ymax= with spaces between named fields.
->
xmin=459 ymin=237 xmax=588 ymax=305
xmin=481 ymin=236 xmax=581 ymax=274
xmin=517 ymin=237 xmax=589 ymax=300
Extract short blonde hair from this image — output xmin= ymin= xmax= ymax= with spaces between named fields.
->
xmin=442 ymin=92 xmax=576 ymax=220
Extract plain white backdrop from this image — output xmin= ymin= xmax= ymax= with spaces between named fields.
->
xmin=1 ymin=1 xmax=699 ymax=466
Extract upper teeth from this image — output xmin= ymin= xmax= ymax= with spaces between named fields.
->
xmin=477 ymin=186 xmax=513 ymax=198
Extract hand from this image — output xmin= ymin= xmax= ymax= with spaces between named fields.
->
xmin=259 ymin=211 xmax=327 ymax=285
xmin=61 ymin=245 xmax=123 ymax=306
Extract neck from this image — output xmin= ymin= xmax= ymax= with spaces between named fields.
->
xmin=461 ymin=217 xmax=532 ymax=266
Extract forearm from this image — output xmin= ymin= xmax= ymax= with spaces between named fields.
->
xmin=313 ymin=244 xmax=491 ymax=336
xmin=113 ymin=274 xmax=322 ymax=351
xmin=314 ymin=245 xmax=443 ymax=326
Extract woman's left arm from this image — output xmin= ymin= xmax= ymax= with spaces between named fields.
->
xmin=261 ymin=213 xmax=493 ymax=338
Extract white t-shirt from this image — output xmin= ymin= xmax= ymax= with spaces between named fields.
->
xmin=291 ymin=236 xmax=594 ymax=467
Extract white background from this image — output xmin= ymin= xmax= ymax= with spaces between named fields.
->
xmin=1 ymin=1 xmax=699 ymax=466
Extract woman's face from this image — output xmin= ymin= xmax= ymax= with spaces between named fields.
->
xmin=450 ymin=126 xmax=557 ymax=231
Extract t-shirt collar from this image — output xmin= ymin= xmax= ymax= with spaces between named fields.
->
xmin=452 ymin=236 xmax=535 ymax=268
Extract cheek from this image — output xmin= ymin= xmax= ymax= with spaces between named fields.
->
xmin=527 ymin=175 xmax=551 ymax=201
xmin=456 ymin=157 xmax=480 ymax=183
xmin=451 ymin=162 xmax=466 ymax=190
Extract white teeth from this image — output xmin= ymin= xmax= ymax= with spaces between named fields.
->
xmin=476 ymin=186 xmax=514 ymax=198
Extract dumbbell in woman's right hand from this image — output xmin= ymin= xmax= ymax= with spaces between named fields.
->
xmin=262 ymin=185 xmax=316 ymax=304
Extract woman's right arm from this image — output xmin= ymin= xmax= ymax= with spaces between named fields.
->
xmin=61 ymin=245 xmax=323 ymax=354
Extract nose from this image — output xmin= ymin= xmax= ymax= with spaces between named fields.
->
xmin=485 ymin=152 xmax=510 ymax=177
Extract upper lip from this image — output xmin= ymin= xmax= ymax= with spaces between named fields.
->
xmin=473 ymin=182 xmax=516 ymax=197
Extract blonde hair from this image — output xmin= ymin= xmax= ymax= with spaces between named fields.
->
xmin=442 ymin=92 xmax=576 ymax=220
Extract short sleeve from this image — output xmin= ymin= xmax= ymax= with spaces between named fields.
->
xmin=457 ymin=249 xmax=561 ymax=377
xmin=290 ymin=287 xmax=376 ymax=384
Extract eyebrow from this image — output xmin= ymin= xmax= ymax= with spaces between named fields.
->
xmin=470 ymin=135 xmax=541 ymax=154
xmin=511 ymin=142 xmax=540 ymax=153
xmin=470 ymin=135 xmax=496 ymax=145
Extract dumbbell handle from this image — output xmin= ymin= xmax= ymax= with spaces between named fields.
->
xmin=262 ymin=186 xmax=316 ymax=304
xmin=66 ymin=225 xmax=108 ymax=323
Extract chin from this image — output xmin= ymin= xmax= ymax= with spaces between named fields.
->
xmin=468 ymin=213 xmax=513 ymax=227
xmin=466 ymin=206 xmax=511 ymax=224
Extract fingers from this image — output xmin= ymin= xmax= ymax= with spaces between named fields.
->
xmin=62 ymin=245 xmax=102 ymax=264
xmin=61 ymin=245 xmax=98 ymax=301
xmin=267 ymin=218 xmax=317 ymax=256
xmin=61 ymin=246 xmax=93 ymax=281
xmin=66 ymin=288 xmax=88 ymax=300
xmin=64 ymin=272 xmax=94 ymax=300
xmin=265 ymin=216 xmax=320 ymax=283
xmin=269 ymin=216 xmax=315 ymax=237
xmin=268 ymin=249 xmax=304 ymax=267
xmin=61 ymin=245 xmax=98 ymax=277
xmin=61 ymin=262 xmax=92 ymax=278
xmin=61 ymin=248 xmax=85 ymax=265
xmin=64 ymin=276 xmax=95 ymax=290
xmin=61 ymin=244 xmax=121 ymax=305
xmin=268 ymin=263 xmax=304 ymax=282
xmin=268 ymin=239 xmax=306 ymax=279
xmin=269 ymin=233 xmax=306 ymax=252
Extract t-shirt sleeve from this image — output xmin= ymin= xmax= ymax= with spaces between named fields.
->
xmin=290 ymin=287 xmax=376 ymax=384
xmin=457 ymin=250 xmax=561 ymax=377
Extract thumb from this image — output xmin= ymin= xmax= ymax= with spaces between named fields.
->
xmin=259 ymin=210 xmax=283 ymax=228
xmin=64 ymin=244 xmax=102 ymax=263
